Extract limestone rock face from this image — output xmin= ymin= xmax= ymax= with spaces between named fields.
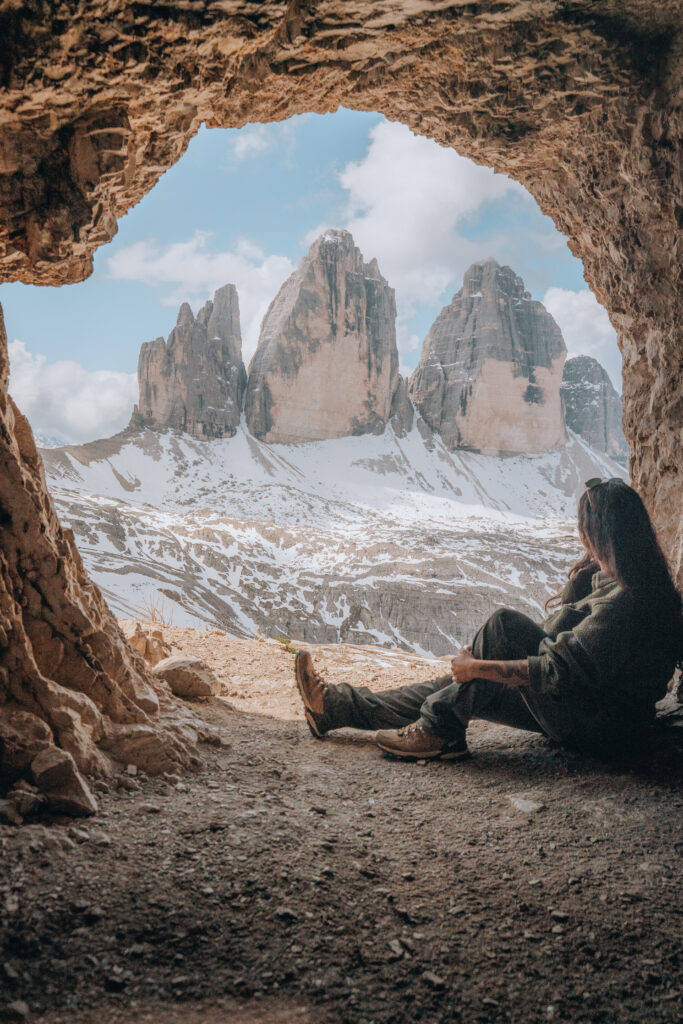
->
xmin=135 ymin=285 xmax=246 ymax=439
xmin=410 ymin=261 xmax=567 ymax=454
xmin=390 ymin=377 xmax=415 ymax=438
xmin=561 ymin=356 xmax=628 ymax=462
xmin=245 ymin=230 xmax=398 ymax=443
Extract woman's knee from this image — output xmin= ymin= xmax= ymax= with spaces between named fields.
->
xmin=477 ymin=608 xmax=542 ymax=660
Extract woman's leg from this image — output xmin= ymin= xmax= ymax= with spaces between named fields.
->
xmin=418 ymin=609 xmax=549 ymax=741
xmin=297 ymin=608 xmax=549 ymax=739
xmin=332 ymin=674 xmax=454 ymax=731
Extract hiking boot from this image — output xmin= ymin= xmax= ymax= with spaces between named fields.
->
xmin=375 ymin=721 xmax=469 ymax=762
xmin=294 ymin=650 xmax=337 ymax=738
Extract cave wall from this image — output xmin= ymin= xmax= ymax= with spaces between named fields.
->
xmin=0 ymin=301 xmax=196 ymax=803
xmin=0 ymin=0 xmax=680 ymax=590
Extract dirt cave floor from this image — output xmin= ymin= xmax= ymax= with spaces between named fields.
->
xmin=1 ymin=627 xmax=682 ymax=1024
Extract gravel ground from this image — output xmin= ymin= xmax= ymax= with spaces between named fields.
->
xmin=1 ymin=629 xmax=681 ymax=1024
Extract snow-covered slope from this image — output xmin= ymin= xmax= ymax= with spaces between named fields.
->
xmin=42 ymin=422 xmax=626 ymax=655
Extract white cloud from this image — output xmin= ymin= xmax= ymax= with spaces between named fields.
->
xmin=306 ymin=120 xmax=526 ymax=330
xmin=8 ymin=341 xmax=138 ymax=443
xmin=542 ymin=287 xmax=622 ymax=391
xmin=230 ymin=124 xmax=273 ymax=161
xmin=106 ymin=231 xmax=295 ymax=361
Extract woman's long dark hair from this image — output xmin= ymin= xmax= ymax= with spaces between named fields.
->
xmin=548 ymin=480 xmax=683 ymax=667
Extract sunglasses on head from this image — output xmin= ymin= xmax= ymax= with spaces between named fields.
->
xmin=584 ymin=477 xmax=625 ymax=489
xmin=583 ymin=477 xmax=626 ymax=508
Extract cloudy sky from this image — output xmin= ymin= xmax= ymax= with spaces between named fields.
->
xmin=0 ymin=109 xmax=621 ymax=443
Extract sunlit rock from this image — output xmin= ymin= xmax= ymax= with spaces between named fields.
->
xmin=410 ymin=260 xmax=567 ymax=455
xmin=134 ymin=284 xmax=246 ymax=440
xmin=245 ymin=230 xmax=398 ymax=442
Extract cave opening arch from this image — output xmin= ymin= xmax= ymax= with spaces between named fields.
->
xmin=0 ymin=1 xmax=680 ymax=793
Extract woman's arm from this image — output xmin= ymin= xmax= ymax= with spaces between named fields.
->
xmin=451 ymin=646 xmax=530 ymax=687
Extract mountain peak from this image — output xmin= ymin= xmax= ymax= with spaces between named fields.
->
xmin=562 ymin=354 xmax=627 ymax=461
xmin=136 ymin=285 xmax=246 ymax=439
xmin=176 ymin=301 xmax=194 ymax=326
xmin=245 ymin=229 xmax=398 ymax=443
xmin=410 ymin=260 xmax=566 ymax=454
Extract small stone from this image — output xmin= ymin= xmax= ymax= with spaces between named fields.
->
xmin=387 ymin=939 xmax=404 ymax=959
xmin=125 ymin=764 xmax=138 ymax=776
xmin=0 ymin=1002 xmax=30 ymax=1022
xmin=550 ymin=910 xmax=569 ymax=921
xmin=275 ymin=907 xmax=298 ymax=921
xmin=551 ymin=924 xmax=565 ymax=934
xmin=2 ymin=963 xmax=19 ymax=981
xmin=84 ymin=906 xmax=106 ymax=924
xmin=31 ymin=747 xmax=97 ymax=818
xmin=0 ymin=800 xmax=23 ymax=826
xmin=67 ymin=827 xmax=90 ymax=843
xmin=422 ymin=971 xmax=445 ymax=989
xmin=104 ymin=975 xmax=127 ymax=992
xmin=508 ymin=796 xmax=545 ymax=814
xmin=201 ymin=887 xmax=214 ymax=896
xmin=310 ymin=806 xmax=327 ymax=816
xmin=140 ymin=803 xmax=161 ymax=814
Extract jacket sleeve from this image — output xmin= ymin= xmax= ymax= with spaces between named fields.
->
xmin=527 ymin=593 xmax=633 ymax=700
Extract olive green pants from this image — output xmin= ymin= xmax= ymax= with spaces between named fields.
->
xmin=331 ymin=609 xmax=574 ymax=745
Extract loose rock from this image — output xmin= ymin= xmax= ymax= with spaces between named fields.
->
xmin=153 ymin=656 xmax=222 ymax=699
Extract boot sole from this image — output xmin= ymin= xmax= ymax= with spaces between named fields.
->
xmin=376 ymin=740 xmax=470 ymax=762
xmin=295 ymin=653 xmax=325 ymax=740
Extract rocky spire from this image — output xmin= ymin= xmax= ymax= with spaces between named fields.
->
xmin=134 ymin=284 xmax=246 ymax=440
xmin=562 ymin=355 xmax=628 ymax=462
xmin=244 ymin=229 xmax=399 ymax=442
xmin=409 ymin=260 xmax=567 ymax=454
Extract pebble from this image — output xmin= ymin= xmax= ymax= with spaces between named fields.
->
xmin=550 ymin=910 xmax=569 ymax=921
xmin=0 ymin=1002 xmax=30 ymax=1022
xmin=422 ymin=971 xmax=445 ymax=989
xmin=140 ymin=803 xmax=161 ymax=814
xmin=387 ymin=939 xmax=404 ymax=959
xmin=508 ymin=796 xmax=545 ymax=814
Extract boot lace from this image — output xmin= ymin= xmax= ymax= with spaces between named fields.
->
xmin=397 ymin=721 xmax=426 ymax=738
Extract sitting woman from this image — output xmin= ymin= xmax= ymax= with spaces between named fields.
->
xmin=294 ymin=478 xmax=683 ymax=761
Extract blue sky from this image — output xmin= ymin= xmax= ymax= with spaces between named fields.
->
xmin=0 ymin=109 xmax=621 ymax=442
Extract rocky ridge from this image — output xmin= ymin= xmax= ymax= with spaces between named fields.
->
xmin=245 ymin=230 xmax=399 ymax=442
xmin=41 ymin=421 xmax=626 ymax=657
xmin=561 ymin=355 xmax=628 ymax=463
xmin=134 ymin=284 xmax=246 ymax=440
xmin=410 ymin=260 xmax=567 ymax=455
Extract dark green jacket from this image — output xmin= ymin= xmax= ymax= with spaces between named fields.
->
xmin=527 ymin=567 xmax=674 ymax=740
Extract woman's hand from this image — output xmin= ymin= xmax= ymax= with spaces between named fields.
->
xmin=451 ymin=645 xmax=480 ymax=684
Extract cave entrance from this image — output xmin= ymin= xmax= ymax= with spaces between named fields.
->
xmin=0 ymin=110 xmax=625 ymax=637
xmin=0 ymin=3 xmax=679 ymax=809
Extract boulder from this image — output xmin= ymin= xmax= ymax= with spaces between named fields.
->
xmin=31 ymin=747 xmax=98 ymax=817
xmin=245 ymin=230 xmax=399 ymax=442
xmin=153 ymin=656 xmax=222 ymax=699
xmin=410 ymin=260 xmax=567 ymax=454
